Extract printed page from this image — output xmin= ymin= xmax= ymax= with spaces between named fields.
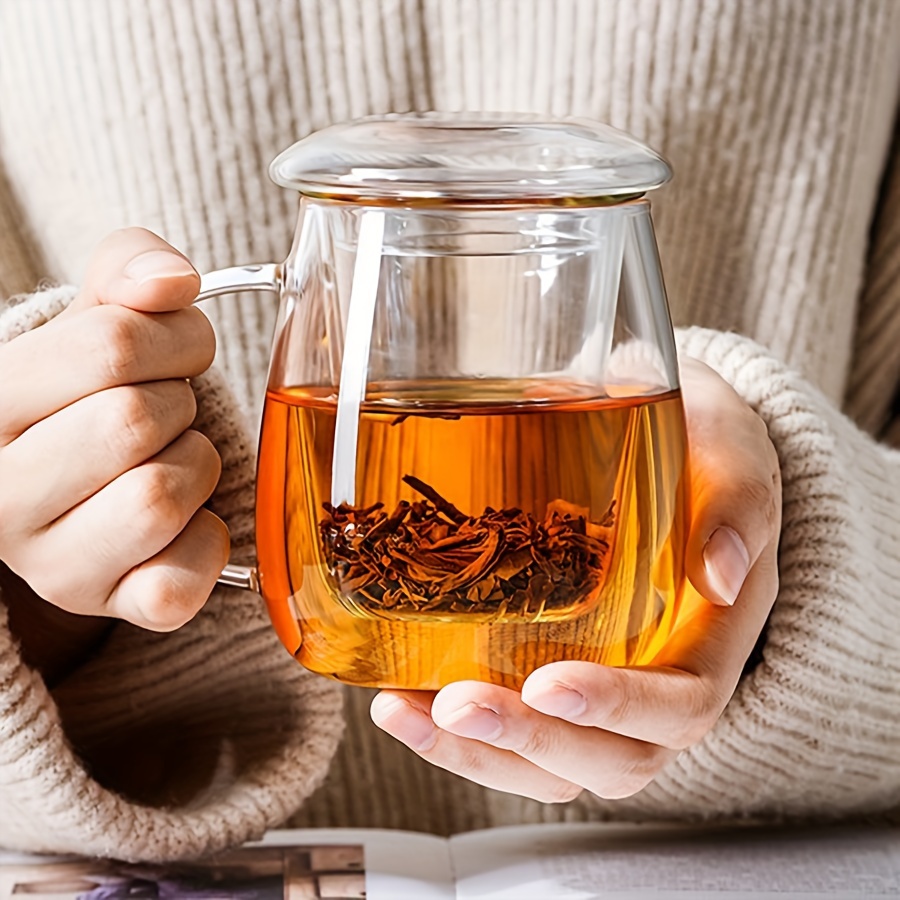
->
xmin=449 ymin=822 xmax=900 ymax=899
xmin=0 ymin=828 xmax=454 ymax=900
xmin=262 ymin=828 xmax=454 ymax=899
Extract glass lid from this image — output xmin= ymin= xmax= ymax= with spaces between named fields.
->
xmin=269 ymin=112 xmax=671 ymax=204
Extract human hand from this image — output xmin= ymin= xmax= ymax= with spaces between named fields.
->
xmin=0 ymin=228 xmax=228 ymax=637
xmin=370 ymin=359 xmax=782 ymax=802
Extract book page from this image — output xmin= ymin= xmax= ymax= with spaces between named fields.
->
xmin=449 ymin=822 xmax=900 ymax=899
xmin=262 ymin=829 xmax=454 ymax=899
xmin=0 ymin=828 xmax=454 ymax=900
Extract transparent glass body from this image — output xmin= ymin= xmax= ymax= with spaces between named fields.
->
xmin=253 ymin=196 xmax=689 ymax=689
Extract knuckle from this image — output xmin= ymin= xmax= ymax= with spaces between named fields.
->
xmin=737 ymin=473 xmax=779 ymax=532
xmin=106 ymin=387 xmax=157 ymax=458
xmin=132 ymin=465 xmax=184 ymax=537
xmin=181 ymin=307 xmax=217 ymax=366
xmin=182 ymin=426 xmax=217 ymax=458
xmin=174 ymin=378 xmax=199 ymax=423
xmin=105 ymin=382 xmax=197 ymax=462
xmin=693 ymin=689 xmax=724 ymax=734
xmin=128 ymin=433 xmax=222 ymax=544
xmin=599 ymin=674 xmax=641 ymax=730
xmin=194 ymin=509 xmax=231 ymax=565
xmin=210 ymin=527 xmax=231 ymax=569
xmin=181 ymin=429 xmax=223 ymax=486
xmin=135 ymin=569 xmax=202 ymax=631
xmin=673 ymin=723 xmax=711 ymax=750
xmin=159 ymin=379 xmax=199 ymax=430
xmin=603 ymin=692 xmax=635 ymax=732
xmin=179 ymin=428 xmax=222 ymax=492
xmin=448 ymin=742 xmax=490 ymax=778
xmin=93 ymin=307 xmax=143 ymax=383
xmin=671 ymin=714 xmax=716 ymax=750
xmin=517 ymin=724 xmax=558 ymax=759
xmin=668 ymin=686 xmax=723 ymax=749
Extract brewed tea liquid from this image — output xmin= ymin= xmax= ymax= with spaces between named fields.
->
xmin=256 ymin=380 xmax=688 ymax=689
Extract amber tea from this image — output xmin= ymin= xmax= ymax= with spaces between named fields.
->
xmin=255 ymin=379 xmax=688 ymax=690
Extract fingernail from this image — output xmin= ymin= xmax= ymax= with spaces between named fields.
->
xmin=124 ymin=250 xmax=197 ymax=285
xmin=372 ymin=696 xmax=438 ymax=751
xmin=442 ymin=702 xmax=503 ymax=742
xmin=528 ymin=684 xmax=587 ymax=719
xmin=703 ymin=526 xmax=751 ymax=606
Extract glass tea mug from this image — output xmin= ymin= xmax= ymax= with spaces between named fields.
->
xmin=200 ymin=113 xmax=688 ymax=690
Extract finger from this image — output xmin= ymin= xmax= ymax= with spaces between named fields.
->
xmin=371 ymin=691 xmax=583 ymax=803
xmin=429 ymin=682 xmax=676 ymax=800
xmin=680 ymin=359 xmax=782 ymax=606
xmin=21 ymin=429 xmax=221 ymax=614
xmin=105 ymin=508 xmax=230 ymax=630
xmin=0 ymin=379 xmax=197 ymax=529
xmin=522 ymin=662 xmax=708 ymax=749
xmin=0 ymin=304 xmax=214 ymax=444
xmin=68 ymin=227 xmax=200 ymax=314
xmin=523 ymin=543 xmax=780 ymax=748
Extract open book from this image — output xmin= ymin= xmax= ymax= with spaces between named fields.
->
xmin=1 ymin=822 xmax=898 ymax=899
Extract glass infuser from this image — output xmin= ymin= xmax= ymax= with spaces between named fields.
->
xmin=200 ymin=113 xmax=688 ymax=690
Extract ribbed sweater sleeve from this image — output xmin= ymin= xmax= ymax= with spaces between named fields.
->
xmin=0 ymin=289 xmax=344 ymax=861
xmin=619 ymin=327 xmax=900 ymax=819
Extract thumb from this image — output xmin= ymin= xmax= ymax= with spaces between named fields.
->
xmin=681 ymin=359 xmax=782 ymax=607
xmin=68 ymin=227 xmax=200 ymax=315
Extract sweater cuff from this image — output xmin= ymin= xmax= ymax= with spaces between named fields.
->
xmin=0 ymin=282 xmax=77 ymax=334
xmin=0 ymin=289 xmax=344 ymax=861
xmin=609 ymin=327 xmax=900 ymax=820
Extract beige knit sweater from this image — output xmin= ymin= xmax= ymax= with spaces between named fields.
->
xmin=1 ymin=0 xmax=900 ymax=862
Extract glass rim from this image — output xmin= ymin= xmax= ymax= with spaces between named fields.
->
xmin=293 ymin=193 xmax=653 ymax=212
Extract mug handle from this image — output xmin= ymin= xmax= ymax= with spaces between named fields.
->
xmin=194 ymin=262 xmax=282 ymax=594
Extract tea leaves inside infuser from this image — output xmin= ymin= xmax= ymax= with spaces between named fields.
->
xmin=318 ymin=473 xmax=616 ymax=619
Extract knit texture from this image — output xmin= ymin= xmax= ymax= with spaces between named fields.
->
xmin=0 ymin=290 xmax=344 ymax=861
xmin=2 ymin=1 xmax=898 ymax=420
xmin=846 ymin=120 xmax=900 ymax=436
xmin=1 ymin=0 xmax=900 ymax=855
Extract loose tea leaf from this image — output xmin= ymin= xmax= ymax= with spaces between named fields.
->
xmin=319 ymin=476 xmax=615 ymax=617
